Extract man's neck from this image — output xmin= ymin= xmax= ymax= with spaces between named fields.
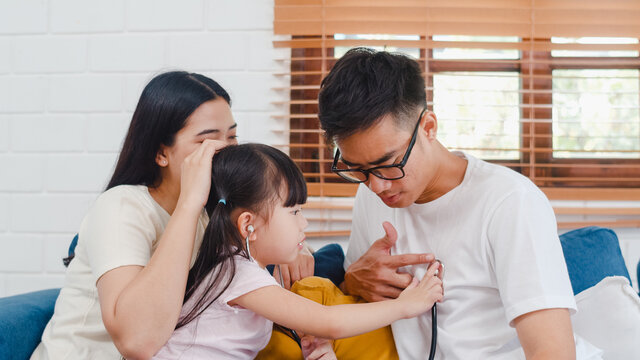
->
xmin=415 ymin=149 xmax=468 ymax=204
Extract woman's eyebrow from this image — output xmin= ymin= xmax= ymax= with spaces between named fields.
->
xmin=195 ymin=129 xmax=220 ymax=136
xmin=195 ymin=123 xmax=237 ymax=137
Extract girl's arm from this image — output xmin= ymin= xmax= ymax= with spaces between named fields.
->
xmin=96 ymin=140 xmax=222 ymax=360
xmin=231 ymin=261 xmax=443 ymax=340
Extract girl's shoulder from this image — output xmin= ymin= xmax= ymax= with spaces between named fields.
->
xmin=192 ymin=256 xmax=279 ymax=308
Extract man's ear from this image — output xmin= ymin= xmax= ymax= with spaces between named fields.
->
xmin=155 ymin=145 xmax=169 ymax=167
xmin=236 ymin=211 xmax=257 ymax=240
xmin=423 ymin=111 xmax=438 ymax=140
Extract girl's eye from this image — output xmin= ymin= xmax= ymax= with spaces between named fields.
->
xmin=229 ymin=135 xmax=238 ymax=140
xmin=292 ymin=209 xmax=301 ymax=215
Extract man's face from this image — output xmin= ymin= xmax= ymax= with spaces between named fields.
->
xmin=335 ymin=111 xmax=437 ymax=208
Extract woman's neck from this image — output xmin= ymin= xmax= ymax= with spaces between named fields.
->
xmin=148 ymin=182 xmax=180 ymax=215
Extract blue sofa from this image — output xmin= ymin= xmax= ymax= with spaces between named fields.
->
xmin=0 ymin=227 xmax=635 ymax=360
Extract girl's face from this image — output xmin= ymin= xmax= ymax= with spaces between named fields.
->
xmin=252 ymin=202 xmax=308 ymax=266
xmin=157 ymin=98 xmax=238 ymax=191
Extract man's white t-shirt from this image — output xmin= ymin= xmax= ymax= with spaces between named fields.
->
xmin=345 ymin=153 xmax=599 ymax=359
xmin=31 ymin=185 xmax=207 ymax=360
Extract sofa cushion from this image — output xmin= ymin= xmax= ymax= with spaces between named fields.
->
xmin=559 ymin=226 xmax=631 ymax=295
xmin=572 ymin=276 xmax=640 ymax=360
xmin=0 ymin=289 xmax=60 ymax=360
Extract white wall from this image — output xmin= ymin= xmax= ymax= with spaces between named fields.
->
xmin=0 ymin=0 xmax=289 ymax=297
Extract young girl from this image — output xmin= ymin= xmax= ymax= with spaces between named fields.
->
xmin=152 ymin=143 xmax=443 ymax=359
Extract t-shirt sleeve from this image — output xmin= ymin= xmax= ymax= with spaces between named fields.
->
xmin=219 ymin=258 xmax=280 ymax=305
xmin=82 ymin=188 xmax=157 ymax=284
xmin=487 ymin=187 xmax=577 ymax=326
xmin=344 ymin=184 xmax=376 ymax=270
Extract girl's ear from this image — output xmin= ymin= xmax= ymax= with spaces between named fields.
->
xmin=155 ymin=145 xmax=169 ymax=167
xmin=236 ymin=211 xmax=257 ymax=240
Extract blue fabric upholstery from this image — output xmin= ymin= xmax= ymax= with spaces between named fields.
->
xmin=311 ymin=243 xmax=346 ymax=286
xmin=559 ymin=226 xmax=631 ymax=295
xmin=0 ymin=288 xmax=60 ymax=360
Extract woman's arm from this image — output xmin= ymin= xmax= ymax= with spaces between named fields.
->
xmin=232 ymin=261 xmax=443 ymax=340
xmin=96 ymin=140 xmax=221 ymax=360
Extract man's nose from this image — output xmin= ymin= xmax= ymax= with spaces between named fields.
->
xmin=367 ymin=175 xmax=391 ymax=194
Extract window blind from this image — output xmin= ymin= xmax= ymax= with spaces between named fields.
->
xmin=273 ymin=0 xmax=640 ymax=198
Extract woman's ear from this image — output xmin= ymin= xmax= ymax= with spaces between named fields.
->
xmin=155 ymin=146 xmax=169 ymax=167
xmin=236 ymin=211 xmax=257 ymax=240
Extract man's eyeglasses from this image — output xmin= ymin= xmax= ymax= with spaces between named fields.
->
xmin=331 ymin=107 xmax=427 ymax=183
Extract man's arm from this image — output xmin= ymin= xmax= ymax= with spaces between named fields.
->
xmin=513 ymin=308 xmax=575 ymax=360
xmin=341 ymin=221 xmax=434 ymax=302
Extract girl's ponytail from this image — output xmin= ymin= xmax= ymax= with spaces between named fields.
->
xmin=176 ymin=190 xmax=248 ymax=329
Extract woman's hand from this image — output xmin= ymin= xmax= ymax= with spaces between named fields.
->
xmin=301 ymin=335 xmax=337 ymax=360
xmin=176 ymin=139 xmax=227 ymax=212
xmin=396 ymin=261 xmax=443 ymax=319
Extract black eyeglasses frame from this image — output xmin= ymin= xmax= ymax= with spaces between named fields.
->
xmin=331 ymin=107 xmax=427 ymax=184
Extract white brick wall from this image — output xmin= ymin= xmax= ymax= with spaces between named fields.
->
xmin=0 ymin=0 xmax=289 ymax=296
xmin=13 ymin=37 xmax=87 ymax=74
xmin=50 ymin=0 xmax=126 ymax=34
xmin=0 ymin=0 xmax=48 ymax=35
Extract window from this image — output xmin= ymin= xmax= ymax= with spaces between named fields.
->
xmin=274 ymin=1 xmax=640 ymax=196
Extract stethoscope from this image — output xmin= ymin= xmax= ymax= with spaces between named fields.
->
xmin=429 ymin=259 xmax=443 ymax=360
xmin=275 ymin=264 xmax=303 ymax=347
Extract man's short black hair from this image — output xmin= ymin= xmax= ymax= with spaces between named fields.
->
xmin=318 ymin=47 xmax=427 ymax=142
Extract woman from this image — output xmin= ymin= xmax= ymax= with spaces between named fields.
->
xmin=31 ymin=71 xmax=313 ymax=359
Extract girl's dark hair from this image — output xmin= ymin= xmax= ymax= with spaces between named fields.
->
xmin=106 ymin=71 xmax=231 ymax=190
xmin=176 ymin=143 xmax=307 ymax=329
xmin=318 ymin=47 xmax=426 ymax=142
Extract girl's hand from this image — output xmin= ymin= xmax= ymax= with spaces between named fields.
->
xmin=176 ymin=139 xmax=227 ymax=212
xmin=396 ymin=261 xmax=444 ymax=319
xmin=301 ymin=335 xmax=337 ymax=360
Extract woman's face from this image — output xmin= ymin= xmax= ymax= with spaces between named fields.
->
xmin=157 ymin=98 xmax=238 ymax=190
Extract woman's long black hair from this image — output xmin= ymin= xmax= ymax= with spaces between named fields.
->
xmin=176 ymin=143 xmax=308 ymax=329
xmin=106 ymin=71 xmax=231 ymax=190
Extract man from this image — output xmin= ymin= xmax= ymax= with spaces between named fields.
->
xmin=318 ymin=48 xmax=600 ymax=359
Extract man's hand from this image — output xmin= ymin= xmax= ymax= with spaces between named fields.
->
xmin=273 ymin=245 xmax=315 ymax=289
xmin=342 ymin=221 xmax=435 ymax=302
